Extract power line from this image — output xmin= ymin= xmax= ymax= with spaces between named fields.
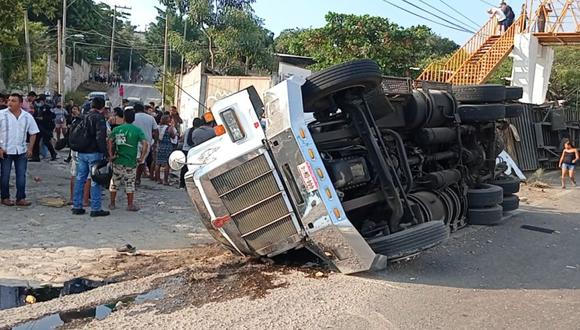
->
xmin=399 ymin=0 xmax=475 ymax=33
xmin=479 ymin=0 xmax=497 ymax=7
xmin=438 ymin=0 xmax=483 ymax=31
xmin=72 ymin=41 xmax=166 ymax=51
xmin=418 ymin=0 xmax=481 ymax=31
xmin=67 ymin=28 xmax=167 ymax=48
xmin=131 ymin=49 xmax=208 ymax=110
xmin=379 ymin=0 xmax=474 ymax=34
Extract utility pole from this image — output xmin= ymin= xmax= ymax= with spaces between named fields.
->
xmin=162 ymin=10 xmax=169 ymax=107
xmin=128 ymin=47 xmax=133 ymax=82
xmin=109 ymin=5 xmax=131 ymax=75
xmin=61 ymin=0 xmax=67 ymax=94
xmin=23 ymin=9 xmax=32 ymax=92
xmin=57 ymin=20 xmax=62 ymax=94
xmin=177 ymin=18 xmax=188 ymax=110
xmin=109 ymin=6 xmax=116 ymax=75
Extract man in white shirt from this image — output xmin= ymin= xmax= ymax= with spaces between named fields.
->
xmin=488 ymin=7 xmax=507 ymax=33
xmin=132 ymin=102 xmax=158 ymax=185
xmin=0 ymin=93 xmax=40 ymax=206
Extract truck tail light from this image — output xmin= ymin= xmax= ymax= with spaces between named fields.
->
xmin=212 ymin=215 xmax=231 ymax=228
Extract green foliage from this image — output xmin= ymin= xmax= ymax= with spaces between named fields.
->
xmin=153 ymin=0 xmax=272 ymax=75
xmin=64 ymin=90 xmax=87 ymax=106
xmin=155 ymin=73 xmax=176 ymax=106
xmin=273 ymin=12 xmax=458 ymax=77
xmin=487 ymin=57 xmax=513 ymax=85
xmin=550 ymin=46 xmax=580 ymax=105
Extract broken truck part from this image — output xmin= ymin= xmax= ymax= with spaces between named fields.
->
xmin=170 ymin=60 xmax=523 ymax=274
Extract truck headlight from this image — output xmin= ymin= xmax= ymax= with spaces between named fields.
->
xmin=221 ymin=108 xmax=245 ymax=142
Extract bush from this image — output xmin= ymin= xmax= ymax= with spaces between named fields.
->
xmin=64 ymin=90 xmax=87 ymax=106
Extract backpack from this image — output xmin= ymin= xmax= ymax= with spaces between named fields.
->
xmin=68 ymin=114 xmax=92 ymax=151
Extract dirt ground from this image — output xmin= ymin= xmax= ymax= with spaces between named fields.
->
xmin=1 ymin=164 xmax=579 ymax=329
xmin=0 ymin=150 xmax=213 ymax=286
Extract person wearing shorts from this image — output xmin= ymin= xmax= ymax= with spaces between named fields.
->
xmin=559 ymin=141 xmax=579 ymax=189
xmin=52 ymin=103 xmax=68 ymax=140
xmin=107 ymin=108 xmax=148 ymax=211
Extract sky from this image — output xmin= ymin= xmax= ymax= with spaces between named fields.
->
xmin=99 ymin=0 xmax=527 ymax=44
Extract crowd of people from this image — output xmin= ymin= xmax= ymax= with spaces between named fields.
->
xmin=90 ymin=72 xmax=123 ymax=87
xmin=0 ymin=91 xmax=217 ymax=217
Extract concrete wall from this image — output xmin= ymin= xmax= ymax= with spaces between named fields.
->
xmin=177 ymin=62 xmax=204 ymax=130
xmin=511 ymin=33 xmax=554 ymax=105
xmin=176 ymin=63 xmax=272 ymax=129
xmin=44 ymin=58 xmax=90 ymax=94
xmin=205 ymin=76 xmax=271 ymax=109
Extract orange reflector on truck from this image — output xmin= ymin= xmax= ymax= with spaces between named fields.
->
xmin=214 ymin=125 xmax=226 ymax=136
xmin=212 ymin=215 xmax=231 ymax=228
xmin=203 ymin=112 xmax=215 ymax=123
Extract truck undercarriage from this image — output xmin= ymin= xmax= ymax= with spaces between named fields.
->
xmin=175 ymin=60 xmax=523 ymax=274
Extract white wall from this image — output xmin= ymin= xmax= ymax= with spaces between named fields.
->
xmin=178 ymin=62 xmax=203 ymax=130
xmin=45 ymin=59 xmax=90 ymax=94
xmin=511 ymin=33 xmax=554 ymax=105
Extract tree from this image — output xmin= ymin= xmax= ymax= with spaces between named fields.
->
xmin=0 ymin=1 xmax=58 ymax=87
xmin=550 ymin=46 xmax=580 ymax=106
xmin=273 ymin=12 xmax=458 ymax=77
xmin=151 ymin=0 xmax=272 ymax=75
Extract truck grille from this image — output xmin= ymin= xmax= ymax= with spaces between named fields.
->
xmin=211 ymin=154 xmax=297 ymax=252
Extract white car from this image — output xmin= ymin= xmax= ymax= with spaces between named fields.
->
xmin=88 ymin=91 xmax=112 ymax=108
xmin=126 ymin=97 xmax=142 ymax=107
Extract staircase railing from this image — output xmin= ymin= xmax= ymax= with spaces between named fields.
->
xmin=417 ymin=16 xmax=498 ymax=82
xmin=450 ymin=13 xmax=526 ymax=85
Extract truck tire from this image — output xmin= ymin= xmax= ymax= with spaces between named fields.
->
xmin=302 ymin=59 xmax=383 ymax=112
xmin=468 ymin=205 xmax=504 ymax=225
xmin=489 ymin=175 xmax=520 ymax=194
xmin=505 ymin=86 xmax=523 ymax=101
xmin=501 ymin=194 xmax=520 ymax=212
xmin=467 ymin=183 xmax=503 ymax=208
xmin=505 ymin=103 xmax=524 ymax=118
xmin=452 ymin=84 xmax=506 ymax=103
xmin=458 ymin=104 xmax=506 ymax=123
xmin=367 ymin=221 xmax=449 ymax=260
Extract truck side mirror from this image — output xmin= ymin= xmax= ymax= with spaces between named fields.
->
xmin=169 ymin=151 xmax=186 ymax=170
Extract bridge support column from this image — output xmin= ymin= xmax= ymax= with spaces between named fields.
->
xmin=510 ymin=33 xmax=554 ymax=105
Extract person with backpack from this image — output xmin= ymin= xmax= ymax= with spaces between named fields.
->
xmin=69 ymin=97 xmax=110 ymax=217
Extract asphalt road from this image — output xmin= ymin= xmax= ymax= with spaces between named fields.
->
xmin=1 ymin=172 xmax=578 ymax=329
xmin=87 ymin=184 xmax=580 ymax=329
xmin=107 ymin=83 xmax=162 ymax=109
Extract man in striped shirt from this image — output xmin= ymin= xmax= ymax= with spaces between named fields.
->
xmin=0 ymin=93 xmax=39 ymax=206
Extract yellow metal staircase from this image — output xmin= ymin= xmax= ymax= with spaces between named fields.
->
xmin=418 ymin=14 xmax=525 ymax=85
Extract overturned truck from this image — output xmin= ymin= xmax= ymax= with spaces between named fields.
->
xmin=171 ymin=60 xmax=523 ymax=274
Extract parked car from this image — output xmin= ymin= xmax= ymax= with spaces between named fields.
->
xmin=87 ymin=91 xmax=112 ymax=108
xmin=170 ymin=60 xmax=523 ymax=274
xmin=126 ymin=97 xmax=142 ymax=107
